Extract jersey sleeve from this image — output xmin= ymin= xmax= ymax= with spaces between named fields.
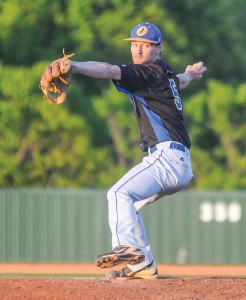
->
xmin=115 ymin=64 xmax=161 ymax=92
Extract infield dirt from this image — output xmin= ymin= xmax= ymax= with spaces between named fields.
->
xmin=1 ymin=277 xmax=246 ymax=299
xmin=1 ymin=263 xmax=246 ymax=299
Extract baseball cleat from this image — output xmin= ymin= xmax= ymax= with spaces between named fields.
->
xmin=106 ymin=261 xmax=159 ymax=280
xmin=95 ymin=245 xmax=145 ymax=269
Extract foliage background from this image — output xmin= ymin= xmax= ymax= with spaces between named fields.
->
xmin=0 ymin=0 xmax=245 ymax=189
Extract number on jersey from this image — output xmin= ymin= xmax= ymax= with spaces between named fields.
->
xmin=169 ymin=79 xmax=182 ymax=110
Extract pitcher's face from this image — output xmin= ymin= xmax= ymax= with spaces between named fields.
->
xmin=131 ymin=42 xmax=162 ymax=64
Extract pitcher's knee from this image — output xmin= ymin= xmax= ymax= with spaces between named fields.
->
xmin=107 ymin=186 xmax=133 ymax=204
xmin=107 ymin=187 xmax=116 ymax=202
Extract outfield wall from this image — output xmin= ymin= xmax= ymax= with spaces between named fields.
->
xmin=0 ymin=189 xmax=245 ymax=264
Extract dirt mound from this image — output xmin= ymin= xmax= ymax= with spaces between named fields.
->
xmin=1 ymin=277 xmax=246 ymax=300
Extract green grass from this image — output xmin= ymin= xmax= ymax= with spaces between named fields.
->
xmin=0 ymin=273 xmax=103 ymax=278
xmin=1 ymin=273 xmax=245 ymax=279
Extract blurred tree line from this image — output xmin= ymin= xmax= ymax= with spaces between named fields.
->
xmin=0 ymin=0 xmax=245 ymax=189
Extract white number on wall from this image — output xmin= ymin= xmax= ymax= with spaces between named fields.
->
xmin=199 ymin=202 xmax=241 ymax=223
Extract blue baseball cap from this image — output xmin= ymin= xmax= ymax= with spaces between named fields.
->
xmin=124 ymin=23 xmax=162 ymax=44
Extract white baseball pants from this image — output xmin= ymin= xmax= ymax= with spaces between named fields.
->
xmin=107 ymin=141 xmax=193 ymax=271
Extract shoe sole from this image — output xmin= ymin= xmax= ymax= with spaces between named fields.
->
xmin=96 ymin=253 xmax=145 ymax=269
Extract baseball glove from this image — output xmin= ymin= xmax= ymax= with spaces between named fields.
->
xmin=39 ymin=51 xmax=75 ymax=105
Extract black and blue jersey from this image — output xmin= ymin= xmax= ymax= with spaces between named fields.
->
xmin=113 ymin=60 xmax=191 ymax=152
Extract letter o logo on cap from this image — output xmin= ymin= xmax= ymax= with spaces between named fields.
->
xmin=136 ymin=26 xmax=148 ymax=37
